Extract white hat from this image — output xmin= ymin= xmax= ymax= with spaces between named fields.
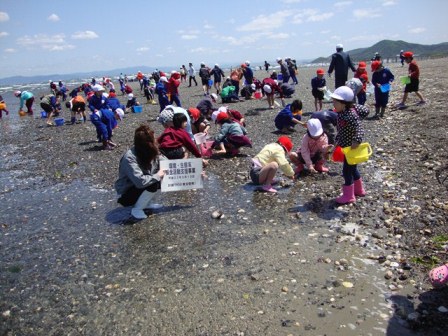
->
xmin=263 ymin=84 xmax=272 ymax=94
xmin=115 ymin=108 xmax=124 ymax=121
xmin=215 ymin=63 xmax=219 ymax=67
xmin=211 ymin=110 xmax=220 ymax=122
xmin=336 ymin=43 xmax=343 ymax=49
xmin=307 ymin=119 xmax=323 ymax=137
xmin=245 ymin=60 xmax=250 ymax=66
xmin=92 ymin=84 xmax=105 ymax=92
xmin=217 ymin=106 xmax=227 ymax=113
xmin=330 ymin=86 xmax=354 ymax=102
xmin=158 ymin=107 xmax=175 ymax=124
xmin=160 ymin=76 xmax=168 ymax=83
xmin=127 ymin=93 xmax=134 ymax=99
xmin=276 ymin=57 xmax=282 ymax=62
xmin=210 ymin=93 xmax=218 ymax=101
xmin=250 ymin=83 xmax=256 ymax=90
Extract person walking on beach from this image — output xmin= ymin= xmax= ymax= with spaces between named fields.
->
xmin=168 ymin=71 xmax=182 ymax=107
xmin=311 ymin=69 xmax=327 ymax=111
xmin=286 ymin=58 xmax=298 ymax=85
xmin=264 ymin=60 xmax=270 ymax=72
xmin=180 ymin=65 xmax=187 ymax=83
xmin=155 ymin=77 xmax=170 ymax=112
xmin=198 ymin=62 xmax=212 ymax=96
xmin=210 ymin=64 xmax=225 ymax=95
xmin=115 ymin=124 xmax=165 ymax=220
xmin=14 ymin=90 xmax=35 ymax=115
xmin=396 ymin=51 xmax=426 ymax=109
xmin=188 ymin=63 xmax=198 ymax=87
xmin=276 ymin=57 xmax=289 ymax=83
xmin=327 ymin=44 xmax=356 ymax=89
xmin=371 ymin=60 xmax=394 ymax=118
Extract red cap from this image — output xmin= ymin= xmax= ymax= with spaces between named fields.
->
xmin=188 ymin=107 xmax=200 ymax=122
xmin=277 ymin=136 xmax=293 ymax=153
xmin=316 ymin=68 xmax=325 ymax=75
xmin=403 ymin=51 xmax=413 ymax=58
xmin=371 ymin=60 xmax=382 ymax=72
xmin=108 ymin=92 xmax=116 ymax=98
xmin=358 ymin=61 xmax=366 ymax=69
xmin=216 ymin=112 xmax=229 ymax=123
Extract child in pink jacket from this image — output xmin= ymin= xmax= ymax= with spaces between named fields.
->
xmin=290 ymin=119 xmax=333 ymax=174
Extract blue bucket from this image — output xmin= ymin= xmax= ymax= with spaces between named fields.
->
xmin=277 ymin=73 xmax=283 ymax=81
xmin=54 ymin=118 xmax=65 ymax=126
xmin=380 ymin=83 xmax=390 ymax=93
xmin=208 ymin=79 xmax=213 ymax=87
xmin=41 ymin=111 xmax=47 ymax=118
xmin=133 ymin=105 xmax=142 ymax=113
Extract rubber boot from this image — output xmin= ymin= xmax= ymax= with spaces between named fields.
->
xmin=354 ymin=178 xmax=366 ymax=197
xmin=294 ymin=163 xmax=304 ymax=175
xmin=315 ymin=160 xmax=329 ymax=172
xmin=143 ymin=190 xmax=162 ymax=210
xmin=336 ymin=184 xmax=356 ymax=204
xmin=374 ymin=106 xmax=380 ymax=118
xmin=131 ymin=190 xmax=155 ymax=219
xmin=71 ymin=117 xmax=76 ymax=125
xmin=380 ymin=107 xmax=386 ymax=118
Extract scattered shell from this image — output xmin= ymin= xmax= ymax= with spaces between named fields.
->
xmin=211 ymin=210 xmax=224 ymax=219
xmin=342 ymin=281 xmax=353 ymax=288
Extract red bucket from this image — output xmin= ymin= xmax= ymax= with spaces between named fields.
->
xmin=332 ymin=146 xmax=345 ymax=162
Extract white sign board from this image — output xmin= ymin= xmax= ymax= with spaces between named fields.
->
xmin=160 ymin=158 xmax=203 ymax=192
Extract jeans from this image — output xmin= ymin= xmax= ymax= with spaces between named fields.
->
xmin=342 ymin=158 xmax=360 ymax=185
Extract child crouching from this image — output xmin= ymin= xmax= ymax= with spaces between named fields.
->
xmin=290 ymin=119 xmax=332 ymax=175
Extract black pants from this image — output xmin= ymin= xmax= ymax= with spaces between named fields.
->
xmin=189 ymin=76 xmax=198 ymax=86
xmin=117 ymin=183 xmax=160 ymax=206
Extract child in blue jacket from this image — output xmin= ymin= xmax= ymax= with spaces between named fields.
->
xmin=371 ymin=61 xmax=394 ymax=118
xmin=274 ymin=99 xmax=305 ymax=133
xmin=90 ymin=108 xmax=124 ymax=150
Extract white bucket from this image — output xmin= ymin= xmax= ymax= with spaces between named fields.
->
xmin=194 ymin=132 xmax=207 ymax=145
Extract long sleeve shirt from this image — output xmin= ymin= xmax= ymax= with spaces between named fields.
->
xmin=298 ymin=133 xmax=329 ymax=169
xmin=157 ymin=127 xmax=202 ymax=158
xmin=335 ymin=108 xmax=364 ymax=148
xmin=19 ymin=91 xmax=34 ymax=109
xmin=115 ymin=147 xmax=161 ymax=196
xmin=254 ymin=142 xmax=294 ymax=178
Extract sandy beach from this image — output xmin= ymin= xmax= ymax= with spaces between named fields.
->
xmin=1 ymin=59 xmax=447 ymax=335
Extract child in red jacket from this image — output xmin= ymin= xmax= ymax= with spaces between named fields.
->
xmin=396 ymin=51 xmax=426 ymax=108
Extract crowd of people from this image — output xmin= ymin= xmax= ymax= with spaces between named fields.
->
xmin=3 ymin=48 xmax=427 ymax=214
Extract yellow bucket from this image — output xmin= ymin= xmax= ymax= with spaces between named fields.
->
xmin=342 ymin=143 xmax=372 ymax=165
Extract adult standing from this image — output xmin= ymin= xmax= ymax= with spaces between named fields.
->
xmin=327 ymin=44 xmax=356 ymax=89
xmin=210 ymin=64 xmax=225 ymax=95
xmin=276 ymin=57 xmax=289 ymax=83
xmin=188 ymin=63 xmax=198 ymax=87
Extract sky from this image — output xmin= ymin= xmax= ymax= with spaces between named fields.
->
xmin=0 ymin=0 xmax=447 ymax=78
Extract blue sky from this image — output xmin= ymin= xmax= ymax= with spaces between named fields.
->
xmin=0 ymin=0 xmax=447 ymax=78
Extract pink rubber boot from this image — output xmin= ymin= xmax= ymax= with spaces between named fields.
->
xmin=429 ymin=264 xmax=448 ymax=287
xmin=315 ymin=160 xmax=329 ymax=172
xmin=336 ymin=185 xmax=356 ymax=204
xmin=354 ymin=178 xmax=366 ymax=197
xmin=294 ymin=163 xmax=304 ymax=175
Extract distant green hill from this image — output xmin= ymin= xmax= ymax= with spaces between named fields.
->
xmin=311 ymin=40 xmax=448 ymax=63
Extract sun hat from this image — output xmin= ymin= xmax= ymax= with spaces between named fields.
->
xmin=371 ymin=60 xmax=382 ymax=72
xmin=316 ymin=68 xmax=325 ymax=75
xmin=263 ymin=84 xmax=272 ymax=94
xmin=14 ymin=90 xmax=21 ymax=97
xmin=216 ymin=112 xmax=229 ymax=123
xmin=115 ymin=108 xmax=124 ymax=121
xmin=403 ymin=51 xmax=413 ymax=58
xmin=277 ymin=136 xmax=293 ymax=153
xmin=157 ymin=107 xmax=175 ymax=124
xmin=358 ymin=61 xmax=366 ymax=69
xmin=210 ymin=93 xmax=218 ymax=101
xmin=92 ymin=84 xmax=105 ymax=92
xmin=336 ymin=43 xmax=343 ymax=49
xmin=307 ymin=119 xmax=323 ymax=137
xmin=330 ymin=86 xmax=354 ymax=102
xmin=187 ymin=107 xmax=201 ymax=122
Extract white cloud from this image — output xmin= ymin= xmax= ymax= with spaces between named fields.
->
xmin=292 ymin=9 xmax=334 ymax=23
xmin=0 ymin=32 xmax=9 ymax=37
xmin=267 ymin=33 xmax=289 ymax=39
xmin=204 ymin=23 xmax=213 ymax=30
xmin=281 ymin=0 xmax=303 ymax=3
xmin=382 ymin=1 xmax=396 ymax=6
xmin=16 ymin=34 xmax=75 ymax=51
xmin=181 ymin=35 xmax=198 ymax=40
xmin=237 ymin=11 xmax=291 ymax=31
xmin=353 ymin=8 xmax=381 ymax=19
xmin=0 ymin=12 xmax=9 ymax=22
xmin=308 ymin=12 xmax=334 ymax=22
xmin=320 ymin=30 xmax=331 ymax=34
xmin=48 ymin=14 xmax=60 ymax=22
xmin=5 ymin=48 xmax=16 ymax=53
xmin=190 ymin=47 xmax=207 ymax=53
xmin=334 ymin=1 xmax=352 ymax=7
xmin=71 ymin=31 xmax=99 ymax=40
xmin=410 ymin=27 xmax=426 ymax=34
xmin=136 ymin=47 xmax=149 ymax=52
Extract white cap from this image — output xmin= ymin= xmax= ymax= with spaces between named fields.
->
xmin=115 ymin=108 xmax=124 ymax=120
xmin=330 ymin=86 xmax=354 ymax=102
xmin=160 ymin=76 xmax=168 ymax=83
xmin=263 ymin=84 xmax=272 ymax=94
xmin=92 ymin=84 xmax=105 ymax=92
xmin=245 ymin=60 xmax=250 ymax=66
xmin=217 ymin=106 xmax=227 ymax=113
xmin=127 ymin=93 xmax=134 ymax=99
xmin=336 ymin=43 xmax=343 ymax=49
xmin=307 ymin=119 xmax=323 ymax=137
xmin=250 ymin=83 xmax=256 ymax=90
xmin=211 ymin=110 xmax=220 ymax=122
xmin=210 ymin=93 xmax=218 ymax=101
xmin=276 ymin=57 xmax=282 ymax=62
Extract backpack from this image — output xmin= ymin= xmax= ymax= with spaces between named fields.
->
xmin=199 ymin=67 xmax=210 ymax=80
